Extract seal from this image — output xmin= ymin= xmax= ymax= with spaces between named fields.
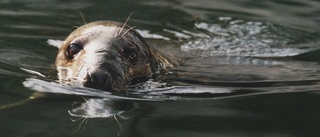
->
xmin=55 ymin=21 xmax=178 ymax=92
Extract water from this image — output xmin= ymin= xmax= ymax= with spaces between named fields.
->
xmin=1 ymin=0 xmax=320 ymax=136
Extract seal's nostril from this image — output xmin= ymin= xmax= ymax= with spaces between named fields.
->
xmin=85 ymin=72 xmax=110 ymax=90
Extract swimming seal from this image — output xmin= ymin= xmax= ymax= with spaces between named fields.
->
xmin=55 ymin=21 xmax=177 ymax=92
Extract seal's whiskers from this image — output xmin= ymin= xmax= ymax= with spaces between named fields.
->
xmin=79 ymin=11 xmax=87 ymax=24
xmin=73 ymin=118 xmax=89 ymax=134
xmin=121 ymin=26 xmax=136 ymax=38
xmin=118 ymin=12 xmax=133 ymax=36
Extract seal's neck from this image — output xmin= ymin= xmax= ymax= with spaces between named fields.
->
xmin=148 ymin=47 xmax=179 ymax=70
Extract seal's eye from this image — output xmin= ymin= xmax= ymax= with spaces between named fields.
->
xmin=127 ymin=51 xmax=138 ymax=61
xmin=123 ymin=48 xmax=138 ymax=62
xmin=66 ymin=43 xmax=83 ymax=60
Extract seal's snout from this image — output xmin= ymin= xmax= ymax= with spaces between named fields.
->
xmin=85 ymin=71 xmax=110 ymax=90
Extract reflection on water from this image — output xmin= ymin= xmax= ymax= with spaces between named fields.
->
xmin=1 ymin=0 xmax=320 ymax=137
xmin=69 ymin=98 xmax=137 ymax=118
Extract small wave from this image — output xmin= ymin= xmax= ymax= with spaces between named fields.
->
xmin=23 ymin=78 xmax=152 ymax=101
xmin=136 ymin=29 xmax=170 ymax=40
xmin=23 ymin=78 xmax=320 ymax=101
xmin=23 ymin=78 xmax=242 ymax=101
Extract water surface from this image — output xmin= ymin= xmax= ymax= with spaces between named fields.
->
xmin=1 ymin=0 xmax=320 ymax=137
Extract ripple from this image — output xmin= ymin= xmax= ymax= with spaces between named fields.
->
xmin=23 ymin=77 xmax=320 ymax=101
xmin=136 ymin=29 xmax=170 ymax=40
xmin=0 ymin=9 xmax=49 ymax=16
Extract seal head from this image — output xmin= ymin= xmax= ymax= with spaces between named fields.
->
xmin=55 ymin=21 xmax=176 ymax=92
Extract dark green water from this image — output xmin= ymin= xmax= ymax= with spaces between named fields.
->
xmin=1 ymin=0 xmax=320 ymax=137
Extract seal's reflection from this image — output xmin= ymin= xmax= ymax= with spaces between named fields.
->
xmin=69 ymin=98 xmax=137 ymax=118
xmin=68 ymin=98 xmax=138 ymax=133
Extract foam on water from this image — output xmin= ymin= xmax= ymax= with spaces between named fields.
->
xmin=181 ymin=18 xmax=313 ymax=57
